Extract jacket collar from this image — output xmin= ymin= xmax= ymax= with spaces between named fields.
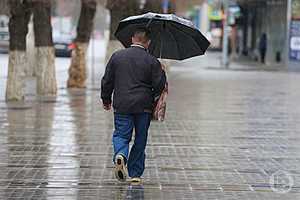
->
xmin=131 ymin=44 xmax=147 ymax=51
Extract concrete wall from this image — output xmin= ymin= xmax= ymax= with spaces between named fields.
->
xmin=265 ymin=0 xmax=288 ymax=66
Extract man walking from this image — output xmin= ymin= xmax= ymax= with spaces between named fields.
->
xmin=101 ymin=28 xmax=166 ymax=184
xmin=259 ymin=33 xmax=267 ymax=64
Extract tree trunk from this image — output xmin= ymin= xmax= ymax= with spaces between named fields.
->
xmin=67 ymin=0 xmax=97 ymax=88
xmin=107 ymin=0 xmax=140 ymax=40
xmin=6 ymin=0 xmax=31 ymax=101
xmin=26 ymin=15 xmax=36 ymax=77
xmin=142 ymin=0 xmax=163 ymax=13
xmin=0 ymin=0 xmax=9 ymax=15
xmin=32 ymin=1 xmax=57 ymax=96
xmin=105 ymin=0 xmax=140 ymax=63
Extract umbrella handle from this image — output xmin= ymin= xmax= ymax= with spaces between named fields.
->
xmin=148 ymin=19 xmax=165 ymax=59
xmin=146 ymin=18 xmax=153 ymax=28
xmin=160 ymin=22 xmax=165 ymax=59
xmin=160 ymin=36 xmax=163 ymax=59
xmin=147 ymin=15 xmax=163 ymax=28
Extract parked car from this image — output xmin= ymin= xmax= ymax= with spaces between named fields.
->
xmin=0 ymin=15 xmax=9 ymax=53
xmin=51 ymin=17 xmax=76 ymax=57
xmin=53 ymin=31 xmax=75 ymax=57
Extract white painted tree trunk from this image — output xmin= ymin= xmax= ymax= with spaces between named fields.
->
xmin=105 ymin=40 xmax=123 ymax=64
xmin=35 ymin=47 xmax=57 ymax=96
xmin=5 ymin=51 xmax=26 ymax=101
xmin=25 ymin=19 xmax=36 ymax=77
xmin=67 ymin=42 xmax=88 ymax=88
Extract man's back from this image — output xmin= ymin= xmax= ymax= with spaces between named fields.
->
xmin=101 ymin=45 xmax=166 ymax=114
xmin=102 ymin=28 xmax=167 ymax=183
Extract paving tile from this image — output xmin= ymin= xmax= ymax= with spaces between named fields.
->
xmin=1 ymin=57 xmax=300 ymax=199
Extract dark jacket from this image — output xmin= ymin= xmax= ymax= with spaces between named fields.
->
xmin=259 ymin=34 xmax=267 ymax=51
xmin=101 ymin=45 xmax=166 ymax=114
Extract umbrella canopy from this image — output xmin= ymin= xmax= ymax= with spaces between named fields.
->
xmin=115 ymin=12 xmax=210 ymax=60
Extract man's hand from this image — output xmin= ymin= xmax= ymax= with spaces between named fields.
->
xmin=161 ymin=63 xmax=167 ymax=71
xmin=103 ymin=103 xmax=112 ymax=111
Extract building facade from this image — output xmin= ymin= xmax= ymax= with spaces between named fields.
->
xmin=237 ymin=0 xmax=300 ymax=69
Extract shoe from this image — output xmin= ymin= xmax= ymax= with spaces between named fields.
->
xmin=130 ymin=177 xmax=142 ymax=185
xmin=114 ymin=155 xmax=127 ymax=182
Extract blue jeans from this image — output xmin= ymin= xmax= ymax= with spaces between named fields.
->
xmin=113 ymin=113 xmax=151 ymax=178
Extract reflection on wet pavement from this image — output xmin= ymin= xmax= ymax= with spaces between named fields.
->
xmin=1 ymin=60 xmax=300 ymax=199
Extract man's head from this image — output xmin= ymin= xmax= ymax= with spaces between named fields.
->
xmin=131 ymin=28 xmax=151 ymax=49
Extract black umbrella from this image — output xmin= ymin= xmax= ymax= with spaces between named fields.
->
xmin=115 ymin=12 xmax=210 ymax=60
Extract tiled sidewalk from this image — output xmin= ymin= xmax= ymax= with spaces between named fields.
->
xmin=0 ymin=56 xmax=300 ymax=199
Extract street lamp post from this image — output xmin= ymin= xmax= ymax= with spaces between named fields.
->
xmin=222 ymin=0 xmax=229 ymax=68
xmin=286 ymin=0 xmax=292 ymax=68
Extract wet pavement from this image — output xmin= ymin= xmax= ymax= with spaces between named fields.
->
xmin=1 ymin=53 xmax=300 ymax=199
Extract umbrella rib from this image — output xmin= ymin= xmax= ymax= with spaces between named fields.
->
xmin=165 ymin=26 xmax=181 ymax=59
xmin=169 ymin=22 xmax=202 ymax=55
xmin=149 ymin=28 xmax=162 ymax=57
xmin=170 ymin=22 xmax=194 ymax=37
